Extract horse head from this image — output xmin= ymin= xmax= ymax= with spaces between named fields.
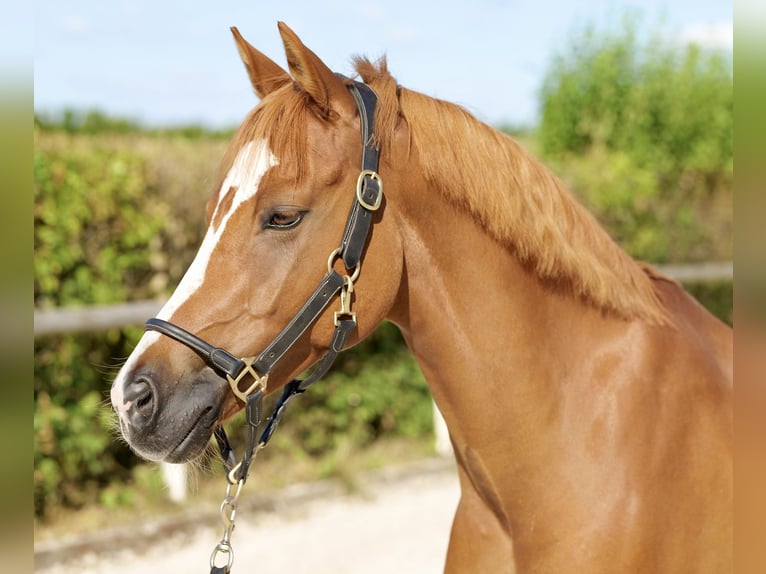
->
xmin=111 ymin=23 xmax=405 ymax=463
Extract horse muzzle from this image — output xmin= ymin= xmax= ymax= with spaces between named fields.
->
xmin=111 ymin=366 xmax=228 ymax=463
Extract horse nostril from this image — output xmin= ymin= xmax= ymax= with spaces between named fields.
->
xmin=123 ymin=376 xmax=156 ymax=429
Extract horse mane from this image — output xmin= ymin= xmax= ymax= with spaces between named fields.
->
xmin=223 ymin=56 xmax=669 ymax=325
xmin=353 ymin=57 xmax=670 ymax=325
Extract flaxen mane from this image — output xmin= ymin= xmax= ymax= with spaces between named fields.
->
xmin=354 ymin=57 xmax=669 ymax=325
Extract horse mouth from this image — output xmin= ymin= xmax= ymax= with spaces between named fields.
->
xmin=164 ymin=405 xmax=219 ymax=463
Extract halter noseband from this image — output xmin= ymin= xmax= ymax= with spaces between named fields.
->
xmin=144 ymin=78 xmax=382 ymax=487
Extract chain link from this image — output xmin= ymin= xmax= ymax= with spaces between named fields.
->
xmin=210 ymin=478 xmax=245 ymax=572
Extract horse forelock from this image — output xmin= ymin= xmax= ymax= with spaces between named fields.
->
xmin=354 ymin=58 xmax=669 ymax=325
xmin=219 ymin=85 xmax=311 ymax=189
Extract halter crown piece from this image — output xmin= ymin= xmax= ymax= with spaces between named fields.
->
xmin=144 ymin=77 xmax=382 ymax=574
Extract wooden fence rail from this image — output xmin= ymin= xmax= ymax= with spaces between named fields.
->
xmin=34 ymin=299 xmax=165 ymax=337
xmin=33 ymin=262 xmax=732 ymax=337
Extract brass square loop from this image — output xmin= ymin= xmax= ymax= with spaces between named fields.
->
xmin=226 ymin=357 xmax=268 ymax=403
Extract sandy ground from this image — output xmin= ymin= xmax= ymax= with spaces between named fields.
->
xmin=35 ymin=458 xmax=460 ymax=574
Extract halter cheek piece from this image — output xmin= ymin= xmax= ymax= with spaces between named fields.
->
xmin=145 ymin=78 xmax=381 ymax=477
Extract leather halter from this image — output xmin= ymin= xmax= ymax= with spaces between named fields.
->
xmin=144 ymin=78 xmax=382 ymax=486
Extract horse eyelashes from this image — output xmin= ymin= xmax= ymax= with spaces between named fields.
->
xmin=266 ymin=209 xmax=305 ymax=229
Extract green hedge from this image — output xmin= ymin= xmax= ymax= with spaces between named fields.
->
xmin=34 ymin=132 xmax=221 ymax=517
xmin=538 ymin=20 xmax=732 ymax=264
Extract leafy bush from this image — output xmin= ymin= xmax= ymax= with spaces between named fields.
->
xmin=686 ymin=281 xmax=733 ymax=326
xmin=272 ymin=322 xmax=432 ymax=456
xmin=34 ymin=131 xmax=227 ymax=517
xmin=35 ymin=109 xmax=235 ymax=139
xmin=538 ymin=20 xmax=732 ymax=264
xmin=34 ymin=332 xmax=134 ymax=514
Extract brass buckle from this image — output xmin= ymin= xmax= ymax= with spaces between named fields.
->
xmin=226 ymin=357 xmax=268 ymax=403
xmin=356 ymin=170 xmax=383 ymax=211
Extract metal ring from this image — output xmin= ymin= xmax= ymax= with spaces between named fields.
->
xmin=226 ymin=463 xmax=243 ymax=486
xmin=347 ymin=263 xmax=361 ymax=283
xmin=327 ymin=247 xmax=361 ymax=282
xmin=326 ymin=247 xmax=341 ymax=274
xmin=210 ymin=542 xmax=234 ymax=570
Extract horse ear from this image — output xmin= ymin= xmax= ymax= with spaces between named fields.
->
xmin=277 ymin=21 xmax=354 ymax=118
xmin=231 ymin=27 xmax=291 ymax=99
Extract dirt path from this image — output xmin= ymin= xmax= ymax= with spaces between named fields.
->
xmin=35 ymin=458 xmax=460 ymax=574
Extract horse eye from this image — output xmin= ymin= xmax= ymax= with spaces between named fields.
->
xmin=266 ymin=209 xmax=304 ymax=230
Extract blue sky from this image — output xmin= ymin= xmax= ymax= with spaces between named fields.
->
xmin=34 ymin=1 xmax=732 ymax=129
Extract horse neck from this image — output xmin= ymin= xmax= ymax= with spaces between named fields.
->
xmin=388 ymin=181 xmax=580 ymax=436
xmin=376 ymin=114 xmax=732 ymax=565
xmin=385 ymin=169 xmax=632 ymax=501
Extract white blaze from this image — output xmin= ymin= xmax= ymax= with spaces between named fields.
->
xmin=112 ymin=139 xmax=278 ymax=405
xmin=157 ymin=139 xmax=278 ymax=320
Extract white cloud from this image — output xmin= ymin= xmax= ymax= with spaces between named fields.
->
xmin=680 ymin=21 xmax=733 ymax=51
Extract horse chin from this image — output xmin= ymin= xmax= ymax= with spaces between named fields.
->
xmin=161 ymin=402 xmax=220 ymax=463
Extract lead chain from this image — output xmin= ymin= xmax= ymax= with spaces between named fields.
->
xmin=209 ymin=478 xmax=245 ymax=573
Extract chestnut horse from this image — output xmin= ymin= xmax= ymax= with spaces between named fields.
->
xmin=111 ymin=23 xmax=732 ymax=573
